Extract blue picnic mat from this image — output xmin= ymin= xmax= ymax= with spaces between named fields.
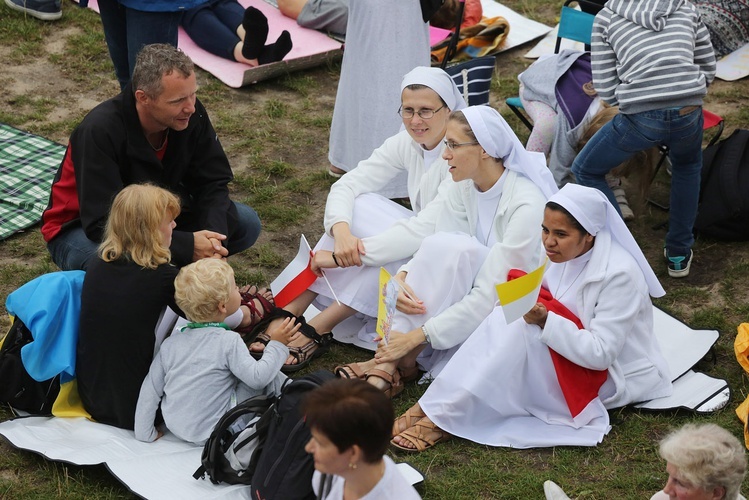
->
xmin=0 ymin=123 xmax=65 ymax=241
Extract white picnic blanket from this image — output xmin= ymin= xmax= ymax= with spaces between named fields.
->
xmin=0 ymin=416 xmax=424 ymax=500
xmin=324 ymin=304 xmax=729 ymax=412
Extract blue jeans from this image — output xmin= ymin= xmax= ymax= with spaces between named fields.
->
xmin=571 ymin=106 xmax=703 ymax=255
xmin=47 ymin=201 xmax=261 ymax=271
xmin=97 ymin=0 xmax=183 ymax=90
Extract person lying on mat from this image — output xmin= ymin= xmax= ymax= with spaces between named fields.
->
xmin=249 ymin=67 xmax=467 ymax=373
xmin=278 ymin=0 xmax=348 ymax=35
xmin=390 ymin=184 xmax=672 ymax=452
xmin=77 ymin=184 xmax=272 ymax=430
xmin=134 ymin=259 xmax=300 ymax=444
xmin=544 ymin=423 xmax=746 ymax=500
xmin=41 ymin=43 xmax=261 ymax=272
xmin=324 ymin=105 xmax=556 ymax=397
xmin=303 ymin=379 xmax=421 ymax=499
xmin=182 ymin=3 xmax=293 ymax=66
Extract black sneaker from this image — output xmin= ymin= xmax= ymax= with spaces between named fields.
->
xmin=4 ymin=0 xmax=62 ymax=20
xmin=664 ymin=248 xmax=693 ymax=278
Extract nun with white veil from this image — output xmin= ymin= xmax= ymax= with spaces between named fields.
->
xmin=391 ymin=184 xmax=673 ymax=452
xmin=269 ymin=67 xmax=467 ymax=370
xmin=321 ymin=105 xmax=558 ymax=395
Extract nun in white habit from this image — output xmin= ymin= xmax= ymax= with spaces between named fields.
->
xmin=327 ymin=0 xmax=430 ymax=193
xmin=391 ymin=184 xmax=673 ymax=452
xmin=275 ymin=67 xmax=467 ymax=368
xmin=327 ymin=105 xmax=557 ymax=394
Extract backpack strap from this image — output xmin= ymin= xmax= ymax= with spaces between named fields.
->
xmin=317 ymin=473 xmax=333 ymax=499
xmin=193 ymin=464 xmax=206 ymax=480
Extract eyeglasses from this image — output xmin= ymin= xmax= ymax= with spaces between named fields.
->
xmin=398 ymin=105 xmax=445 ymax=120
xmin=443 ymin=140 xmax=480 ymax=150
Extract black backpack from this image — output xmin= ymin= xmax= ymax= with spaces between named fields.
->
xmin=193 ymin=393 xmax=275 ymax=485
xmin=251 ymin=369 xmax=336 ymax=500
xmin=694 ymin=129 xmax=749 ymax=241
xmin=0 ymin=317 xmax=60 ymax=414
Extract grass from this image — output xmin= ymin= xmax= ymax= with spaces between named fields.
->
xmin=2 ymin=0 xmax=749 ymax=498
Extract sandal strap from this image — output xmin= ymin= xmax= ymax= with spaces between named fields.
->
xmin=240 ymin=289 xmax=274 ymax=325
xmin=239 ymin=307 xmax=295 ymax=343
xmin=298 ymin=322 xmax=333 ymax=346
xmin=335 ymin=363 xmax=367 ymax=380
xmin=366 ymin=368 xmax=397 ymax=386
xmin=287 ymin=337 xmax=319 ymax=363
xmin=393 ymin=405 xmax=426 ymax=436
xmin=366 ymin=368 xmax=403 ymax=398
xmin=252 ymin=331 xmax=271 ymax=345
xmin=397 ymin=421 xmax=449 ymax=451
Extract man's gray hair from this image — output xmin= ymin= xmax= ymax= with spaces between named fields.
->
xmin=131 ymin=44 xmax=194 ymax=97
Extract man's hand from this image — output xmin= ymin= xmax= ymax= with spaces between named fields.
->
xmin=193 ymin=230 xmax=228 ymax=261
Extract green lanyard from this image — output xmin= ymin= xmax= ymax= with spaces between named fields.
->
xmin=179 ymin=322 xmax=230 ymax=332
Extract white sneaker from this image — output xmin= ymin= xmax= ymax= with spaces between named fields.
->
xmin=544 ymin=480 xmax=572 ymax=500
xmin=612 ymin=186 xmax=635 ymax=222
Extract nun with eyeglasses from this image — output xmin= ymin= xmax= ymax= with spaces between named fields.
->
xmin=324 ymin=105 xmax=558 ymax=397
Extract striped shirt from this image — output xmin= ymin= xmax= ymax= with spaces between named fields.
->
xmin=591 ymin=0 xmax=716 ymax=114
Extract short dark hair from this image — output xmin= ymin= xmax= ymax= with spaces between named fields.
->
xmin=303 ymin=379 xmax=393 ymax=463
xmin=545 ymin=201 xmax=588 ymax=235
xmin=404 ymin=84 xmax=448 ymax=107
xmin=131 ymin=44 xmax=194 ymax=97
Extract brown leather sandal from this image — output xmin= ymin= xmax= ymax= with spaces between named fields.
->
xmin=392 ymin=404 xmax=426 ymax=437
xmin=235 ymin=286 xmax=274 ymax=335
xmin=281 ymin=326 xmax=333 ymax=374
xmin=391 ymin=417 xmax=450 ymax=452
xmin=366 ymin=367 xmax=403 ymax=399
xmin=335 ymin=362 xmax=367 ymax=380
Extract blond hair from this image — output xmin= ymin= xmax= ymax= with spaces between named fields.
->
xmin=99 ymin=184 xmax=180 ymax=269
xmin=659 ymin=423 xmax=746 ymax=500
xmin=174 ymin=259 xmax=235 ymax=323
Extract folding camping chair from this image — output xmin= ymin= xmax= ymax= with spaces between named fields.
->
xmin=505 ymin=0 xmax=603 ymax=131
xmin=439 ymin=0 xmax=496 ymax=106
xmin=647 ymin=109 xmax=725 ymax=211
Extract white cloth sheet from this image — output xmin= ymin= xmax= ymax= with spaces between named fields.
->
xmin=0 ymin=416 xmax=424 ymax=500
xmin=309 ymin=193 xmax=413 ymax=319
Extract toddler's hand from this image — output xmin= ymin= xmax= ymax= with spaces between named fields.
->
xmin=267 ymin=316 xmax=302 ymax=346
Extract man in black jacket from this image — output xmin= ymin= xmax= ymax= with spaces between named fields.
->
xmin=41 ymin=44 xmax=261 ymax=270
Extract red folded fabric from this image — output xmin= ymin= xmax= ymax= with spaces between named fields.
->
xmin=508 ymin=269 xmax=608 ymax=417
